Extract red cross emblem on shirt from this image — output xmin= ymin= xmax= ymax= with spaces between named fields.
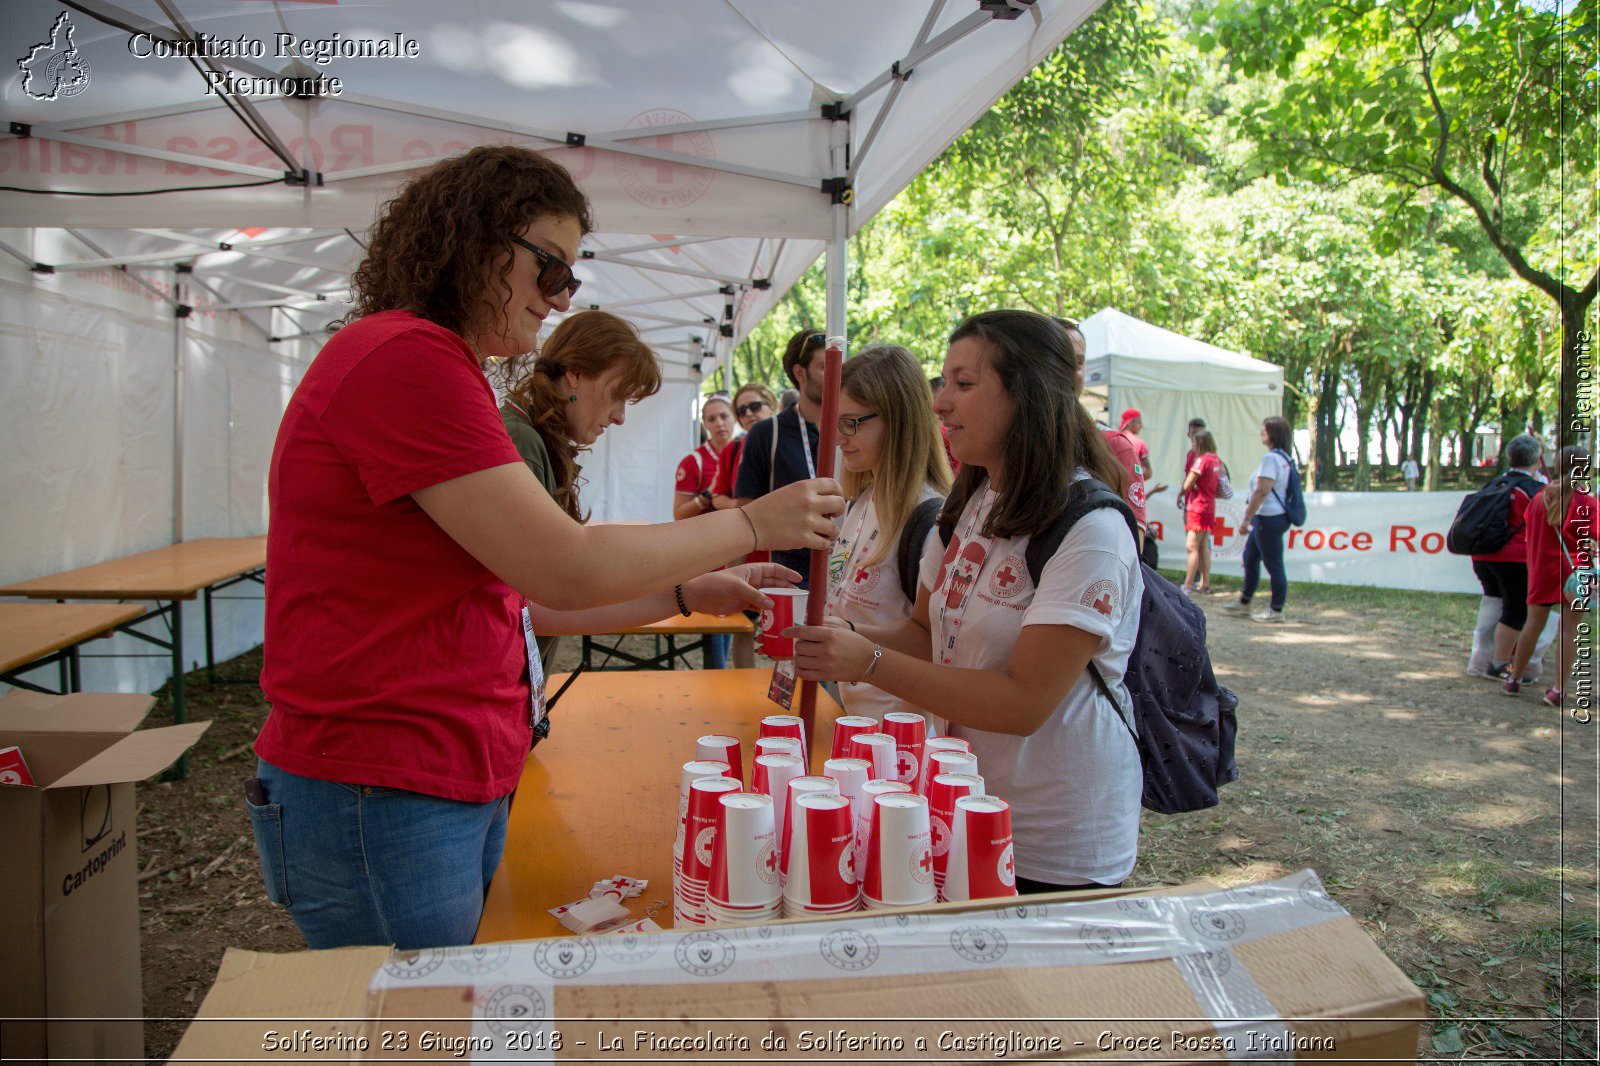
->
xmin=853 ymin=567 xmax=871 ymax=584
xmin=1092 ymin=592 xmax=1114 ymax=617
xmin=1212 ymin=516 xmax=1235 ymax=547
xmin=995 ymin=565 xmax=1019 ymax=589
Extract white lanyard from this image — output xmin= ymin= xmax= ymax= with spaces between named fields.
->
xmin=796 ymin=408 xmax=816 ymax=479
xmin=825 ymin=488 xmax=882 ymax=617
xmin=934 ymin=493 xmax=995 ymax=667
xmin=697 ymin=443 xmax=717 ymax=487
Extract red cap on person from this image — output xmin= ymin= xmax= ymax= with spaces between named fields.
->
xmin=1119 ymin=408 xmax=1142 ymax=428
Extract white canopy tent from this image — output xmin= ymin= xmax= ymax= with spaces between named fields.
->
xmin=1081 ymin=307 xmax=1284 ymax=487
xmin=0 ymin=0 xmax=1103 ymax=691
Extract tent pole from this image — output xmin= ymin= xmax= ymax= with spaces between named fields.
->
xmin=172 ymin=268 xmax=189 ymax=544
xmin=824 ymin=116 xmax=850 ymax=340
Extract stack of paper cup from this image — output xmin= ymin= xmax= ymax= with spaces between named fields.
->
xmin=882 ymin=711 xmax=928 ymax=788
xmin=755 ymin=735 xmax=804 ymax=768
xmin=830 ymin=715 xmax=879 ymax=759
xmin=927 ymin=772 xmax=986 ymax=899
xmin=760 ymin=714 xmax=807 ymax=764
xmin=674 ymin=775 xmax=742 ymax=926
xmin=782 ymin=793 xmax=860 ymax=917
xmin=856 ymin=779 xmax=912 ymax=873
xmin=925 ymin=747 xmax=978 ymax=787
xmin=862 ymin=792 xmax=935 ymax=909
xmin=696 ymin=735 xmax=743 ymax=786
xmin=706 ymin=793 xmax=781 ymax=925
xmin=920 ymin=736 xmax=969 ymax=791
xmin=849 ymin=733 xmax=897 ymax=781
xmin=754 ymin=752 xmax=804 ymax=870
xmin=675 ymin=760 xmax=731 ymax=858
xmin=942 ymin=795 xmax=1018 ymax=902
xmin=822 ymin=757 xmax=871 ymax=823
xmin=779 ymin=776 xmax=839 ymax=883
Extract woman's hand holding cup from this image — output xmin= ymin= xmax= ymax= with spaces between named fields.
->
xmin=742 ymin=478 xmax=844 ymax=552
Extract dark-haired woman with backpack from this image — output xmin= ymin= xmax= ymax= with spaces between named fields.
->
xmin=1224 ymin=416 xmax=1297 ymax=623
xmin=788 ymin=310 xmax=1143 ymax=892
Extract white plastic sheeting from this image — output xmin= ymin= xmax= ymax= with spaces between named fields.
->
xmin=1081 ymin=307 xmax=1284 ymax=487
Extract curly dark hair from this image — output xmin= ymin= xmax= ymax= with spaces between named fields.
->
xmin=342 ymin=145 xmax=593 ymax=342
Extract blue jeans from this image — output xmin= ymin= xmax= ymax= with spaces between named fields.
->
xmin=705 ymin=632 xmax=731 ymax=669
xmin=246 ymin=758 xmax=510 ymax=951
xmin=1241 ymin=512 xmax=1290 ymax=611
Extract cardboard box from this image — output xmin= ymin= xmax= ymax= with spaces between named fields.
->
xmin=174 ymin=872 xmax=1423 ymax=1064
xmin=0 ymin=689 xmax=209 ymax=1064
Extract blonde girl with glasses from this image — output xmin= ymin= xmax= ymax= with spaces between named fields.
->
xmin=825 ymin=345 xmax=953 ymax=724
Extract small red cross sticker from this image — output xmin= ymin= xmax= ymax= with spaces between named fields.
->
xmin=1092 ymin=592 xmax=1114 ymax=617
xmin=605 ymin=877 xmax=630 ymax=890
xmin=853 ymin=567 xmax=871 ymax=584
xmin=995 ymin=565 xmax=1019 ymax=589
xmin=1212 ymin=516 xmax=1235 ymax=547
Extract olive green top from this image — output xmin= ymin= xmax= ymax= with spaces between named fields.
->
xmin=500 ymin=401 xmax=568 ymax=670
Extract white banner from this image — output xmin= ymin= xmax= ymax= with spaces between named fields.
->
xmin=1145 ymin=489 xmax=1478 ymax=595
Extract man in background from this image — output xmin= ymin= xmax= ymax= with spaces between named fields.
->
xmin=735 ymin=330 xmax=826 ymax=588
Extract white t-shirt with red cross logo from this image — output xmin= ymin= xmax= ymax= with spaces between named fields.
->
xmin=828 ymin=482 xmax=944 ymax=726
xmin=917 ymin=479 xmax=1142 ymax=886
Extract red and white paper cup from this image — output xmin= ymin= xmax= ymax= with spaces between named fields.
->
xmin=682 ymin=775 xmax=743 ymax=885
xmin=927 ymin=736 xmax=971 ymax=755
xmin=676 ymin=759 xmax=732 ymax=852
xmin=882 ymin=711 xmax=928 ymax=788
xmin=830 ymin=715 xmax=879 ymax=760
xmin=709 ymin=792 xmax=780 ymax=910
xmin=849 ymin=732 xmax=897 ymax=782
xmin=822 ymin=757 xmax=871 ymax=821
xmin=755 ymin=735 xmax=804 ymax=771
xmin=927 ymin=772 xmax=986 ymax=892
xmin=759 ymin=714 xmax=807 ymax=761
xmin=856 ymin=778 xmax=912 ymax=874
xmin=862 ymin=792 xmax=935 ymax=908
xmin=757 ymin=589 xmax=807 ymax=658
xmin=782 ymin=792 xmax=860 ymax=914
xmin=943 ymin=795 xmax=1017 ymax=902
xmin=779 ymin=776 xmax=839 ymax=881
xmin=926 ymin=747 xmax=978 ymax=784
xmin=696 ymin=735 xmax=743 ymax=787
xmin=754 ymin=750 xmax=804 ymax=866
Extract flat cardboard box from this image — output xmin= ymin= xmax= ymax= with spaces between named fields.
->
xmin=173 ymin=872 xmax=1423 ymax=1064
xmin=0 ymin=689 xmax=209 ymax=1064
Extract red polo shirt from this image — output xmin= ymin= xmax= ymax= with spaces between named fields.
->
xmin=256 ymin=310 xmax=529 ymax=802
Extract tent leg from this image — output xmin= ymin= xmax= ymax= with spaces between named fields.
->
xmin=172 ymin=270 xmax=187 ymax=544
xmin=824 ymin=116 xmax=850 ymax=340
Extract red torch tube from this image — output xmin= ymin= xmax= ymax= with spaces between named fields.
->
xmin=799 ymin=340 xmax=844 ymax=742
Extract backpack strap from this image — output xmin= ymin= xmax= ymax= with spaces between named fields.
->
xmin=1022 ymin=479 xmax=1139 ymax=588
xmin=897 ymin=497 xmax=944 ymax=603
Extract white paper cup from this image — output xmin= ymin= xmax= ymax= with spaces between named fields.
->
xmin=782 ymin=792 xmax=858 ymax=911
xmin=943 ymin=795 xmax=1017 ymax=902
xmin=849 ymin=732 xmax=897 ymax=781
xmin=780 ymin=776 xmax=839 ymax=882
xmin=696 ymin=735 xmax=743 ymax=786
xmin=677 ymin=759 xmax=732 ymax=853
xmin=928 ymin=772 xmax=986 ymax=893
xmin=863 ymin=792 xmax=934 ymax=907
xmin=709 ymin=793 xmax=779 ymax=907
xmin=926 ymin=748 xmax=978 ymax=784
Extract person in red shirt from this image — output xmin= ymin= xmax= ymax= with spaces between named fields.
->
xmin=1507 ymin=445 xmax=1596 ymax=706
xmin=1180 ymin=430 xmax=1224 ymax=593
xmin=1102 ymin=409 xmax=1166 ymax=549
xmin=710 ymin=382 xmax=776 ymax=515
xmin=673 ymin=394 xmax=736 ymax=520
xmin=249 ymin=146 xmax=843 ymax=952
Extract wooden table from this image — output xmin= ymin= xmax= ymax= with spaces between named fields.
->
xmin=580 ymin=611 xmax=755 ymax=671
xmin=0 ymin=536 xmax=267 ymax=775
xmin=476 ymin=668 xmax=841 ymax=942
xmin=0 ymin=602 xmax=146 ymax=694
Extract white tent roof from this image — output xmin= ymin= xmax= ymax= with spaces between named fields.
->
xmin=1 ymin=0 xmax=1104 ymax=368
xmin=1080 ymin=307 xmax=1284 ymax=487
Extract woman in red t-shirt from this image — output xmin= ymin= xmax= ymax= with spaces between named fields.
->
xmin=249 ymin=146 xmax=842 ymax=952
xmin=1180 ymin=430 xmax=1224 ymax=594
xmin=673 ymin=394 xmax=736 ymax=520
xmin=1507 ymin=446 xmax=1596 ymax=706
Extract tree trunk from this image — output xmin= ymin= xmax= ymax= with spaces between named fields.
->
xmin=1376 ymin=414 xmax=1391 ymax=475
xmin=1426 ymin=387 xmax=1444 ymax=491
xmin=1560 ymin=293 xmax=1595 ymax=449
xmin=1354 ymin=401 xmax=1373 ymax=492
xmin=1411 ymin=365 xmax=1435 ymax=465
xmin=1308 ymin=365 xmax=1340 ymax=490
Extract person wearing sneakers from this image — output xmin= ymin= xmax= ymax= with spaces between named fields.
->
xmin=1466 ymin=434 xmax=1544 ymax=682
xmin=1506 ymin=446 xmax=1597 ymax=706
xmin=1224 ymin=416 xmax=1296 ymax=622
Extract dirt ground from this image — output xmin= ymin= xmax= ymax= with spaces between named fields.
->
xmin=134 ymin=584 xmax=1596 ymax=1062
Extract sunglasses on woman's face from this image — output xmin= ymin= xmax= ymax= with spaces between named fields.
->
xmin=735 ymin=400 xmax=770 ymax=417
xmin=510 ymin=235 xmax=581 ymax=298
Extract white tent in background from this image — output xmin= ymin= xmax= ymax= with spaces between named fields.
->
xmin=0 ymin=0 xmax=1105 ymax=694
xmin=1081 ymin=307 xmax=1284 ymax=487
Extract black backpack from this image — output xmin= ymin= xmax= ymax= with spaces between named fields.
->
xmin=1446 ymin=471 xmax=1543 ymax=556
xmin=939 ymin=479 xmax=1239 ymax=814
xmin=1271 ymin=449 xmax=1308 ymax=527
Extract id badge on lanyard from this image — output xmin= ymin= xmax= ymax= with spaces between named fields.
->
xmin=521 ymin=605 xmax=547 ymax=729
xmin=936 ymin=497 xmax=993 ymax=666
